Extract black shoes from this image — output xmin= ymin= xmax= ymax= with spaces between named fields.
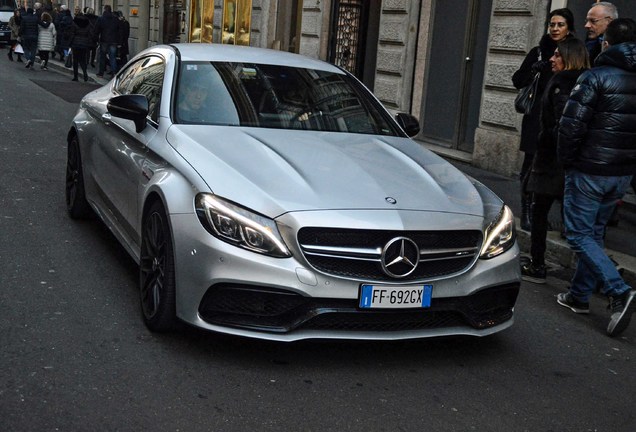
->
xmin=7 ymin=51 xmax=13 ymax=61
xmin=607 ymin=290 xmax=636 ymax=337
xmin=557 ymin=292 xmax=590 ymax=314
xmin=521 ymin=262 xmax=547 ymax=284
xmin=71 ymin=77 xmax=78 ymax=81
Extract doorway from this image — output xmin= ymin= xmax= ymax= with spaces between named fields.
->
xmin=328 ymin=0 xmax=380 ymax=89
xmin=419 ymin=0 xmax=492 ymax=153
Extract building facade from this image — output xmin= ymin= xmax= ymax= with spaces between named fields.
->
xmin=48 ymin=0 xmax=634 ymax=176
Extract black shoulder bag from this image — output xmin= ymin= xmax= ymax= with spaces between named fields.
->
xmin=514 ymin=48 xmax=542 ymax=115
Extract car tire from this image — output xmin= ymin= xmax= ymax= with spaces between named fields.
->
xmin=140 ymin=200 xmax=177 ymax=332
xmin=65 ymin=135 xmax=92 ymax=219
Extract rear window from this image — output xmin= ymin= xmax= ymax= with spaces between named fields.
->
xmin=174 ymin=61 xmax=400 ymax=137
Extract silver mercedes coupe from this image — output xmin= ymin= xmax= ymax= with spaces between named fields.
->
xmin=66 ymin=43 xmax=520 ymax=341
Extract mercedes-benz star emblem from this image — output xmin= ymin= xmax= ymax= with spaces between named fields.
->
xmin=381 ymin=237 xmax=420 ymax=278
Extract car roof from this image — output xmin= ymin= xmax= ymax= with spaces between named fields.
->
xmin=167 ymin=43 xmax=344 ymax=74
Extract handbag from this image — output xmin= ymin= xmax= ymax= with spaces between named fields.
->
xmin=514 ymin=72 xmax=540 ymax=115
xmin=514 ymin=48 xmax=542 ymax=115
xmin=13 ymin=43 xmax=24 ymax=54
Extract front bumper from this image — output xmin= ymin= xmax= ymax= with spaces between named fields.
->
xmin=171 ymin=212 xmax=521 ymax=341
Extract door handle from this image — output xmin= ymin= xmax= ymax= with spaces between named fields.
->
xmin=101 ymin=113 xmax=112 ymax=125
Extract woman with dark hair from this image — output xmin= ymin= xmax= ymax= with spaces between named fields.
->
xmin=512 ymin=8 xmax=575 ymax=232
xmin=7 ymin=9 xmax=23 ymax=62
xmin=521 ymin=37 xmax=590 ymax=283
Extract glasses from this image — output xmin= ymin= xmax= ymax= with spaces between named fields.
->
xmin=585 ymin=17 xmax=611 ymax=25
xmin=549 ymin=22 xmax=567 ymax=28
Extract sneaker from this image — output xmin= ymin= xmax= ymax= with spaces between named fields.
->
xmin=42 ymin=66 xmax=47 ymax=71
xmin=607 ymin=290 xmax=636 ymax=337
xmin=521 ymin=262 xmax=547 ymax=284
xmin=557 ymin=292 xmax=590 ymax=314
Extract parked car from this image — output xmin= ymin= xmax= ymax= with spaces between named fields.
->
xmin=66 ymin=43 xmax=520 ymax=341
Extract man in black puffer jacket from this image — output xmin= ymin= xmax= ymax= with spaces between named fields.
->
xmin=557 ymin=18 xmax=636 ymax=337
xmin=19 ymin=8 xmax=39 ymax=68
xmin=93 ymin=5 xmax=121 ymax=77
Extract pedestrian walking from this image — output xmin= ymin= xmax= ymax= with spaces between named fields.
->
xmin=93 ymin=5 xmax=121 ymax=77
xmin=557 ymin=18 xmax=636 ymax=337
xmin=57 ymin=6 xmax=74 ymax=67
xmin=19 ymin=7 xmax=39 ymax=69
xmin=69 ymin=12 xmax=92 ymax=81
xmin=115 ymin=11 xmax=130 ymax=69
xmin=37 ymin=12 xmax=56 ymax=70
xmin=83 ymin=7 xmax=98 ymax=68
xmin=522 ymin=38 xmax=589 ymax=284
xmin=7 ymin=9 xmax=23 ymax=63
xmin=512 ymin=8 xmax=575 ymax=232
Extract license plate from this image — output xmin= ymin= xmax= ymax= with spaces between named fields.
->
xmin=359 ymin=284 xmax=432 ymax=309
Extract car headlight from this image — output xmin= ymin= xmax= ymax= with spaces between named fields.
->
xmin=195 ymin=194 xmax=291 ymax=258
xmin=479 ymin=205 xmax=515 ymax=259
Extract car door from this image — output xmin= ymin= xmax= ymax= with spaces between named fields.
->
xmin=90 ymin=55 xmax=165 ymax=246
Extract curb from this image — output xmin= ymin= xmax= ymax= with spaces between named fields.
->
xmin=515 ymin=218 xmax=636 ymax=287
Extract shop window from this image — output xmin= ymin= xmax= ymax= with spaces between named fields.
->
xmin=189 ymin=0 xmax=214 ymax=43
xmin=222 ymin=0 xmax=252 ymax=45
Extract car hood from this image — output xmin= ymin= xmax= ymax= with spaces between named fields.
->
xmin=166 ymin=126 xmax=486 ymax=218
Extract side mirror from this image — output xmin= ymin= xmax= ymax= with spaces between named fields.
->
xmin=107 ymin=94 xmax=149 ymax=133
xmin=395 ymin=113 xmax=420 ymax=138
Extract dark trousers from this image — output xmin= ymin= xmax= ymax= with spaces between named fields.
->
xmin=72 ymin=47 xmax=88 ymax=79
xmin=38 ymin=50 xmax=49 ymax=66
xmin=530 ymin=193 xmax=558 ymax=267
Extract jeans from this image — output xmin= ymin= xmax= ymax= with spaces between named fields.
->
xmin=563 ymin=170 xmax=633 ymax=302
xmin=22 ymin=37 xmax=37 ymax=63
xmin=98 ymin=43 xmax=118 ymax=75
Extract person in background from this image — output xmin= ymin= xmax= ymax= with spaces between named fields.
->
xmin=83 ymin=7 xmax=98 ymax=68
xmin=557 ymin=18 xmax=636 ymax=337
xmin=584 ymin=2 xmax=618 ymax=64
xmin=57 ymin=5 xmax=74 ymax=67
xmin=93 ymin=5 xmax=121 ymax=77
xmin=33 ymin=2 xmax=43 ymax=19
xmin=19 ymin=7 xmax=39 ymax=69
xmin=7 ymin=9 xmax=23 ymax=62
xmin=115 ymin=11 xmax=130 ymax=69
xmin=521 ymin=38 xmax=590 ymax=284
xmin=69 ymin=11 xmax=92 ymax=82
xmin=512 ymin=8 xmax=575 ymax=232
xmin=37 ymin=12 xmax=56 ymax=70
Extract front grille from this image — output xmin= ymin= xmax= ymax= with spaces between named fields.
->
xmin=198 ymin=283 xmax=520 ymax=334
xmin=298 ymin=228 xmax=482 ymax=281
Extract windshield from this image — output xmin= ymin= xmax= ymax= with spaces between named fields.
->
xmin=174 ymin=61 xmax=401 ymax=136
xmin=0 ymin=0 xmax=15 ymax=11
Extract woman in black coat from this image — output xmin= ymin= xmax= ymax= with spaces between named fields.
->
xmin=69 ymin=13 xmax=92 ymax=81
xmin=512 ymin=8 xmax=575 ymax=231
xmin=521 ymin=38 xmax=590 ymax=284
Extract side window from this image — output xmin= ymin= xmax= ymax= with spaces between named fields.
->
xmin=115 ymin=56 xmax=165 ymax=124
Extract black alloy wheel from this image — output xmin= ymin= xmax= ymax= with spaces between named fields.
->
xmin=65 ymin=135 xmax=92 ymax=219
xmin=139 ymin=201 xmax=177 ymax=332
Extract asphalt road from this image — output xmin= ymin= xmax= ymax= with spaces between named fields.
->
xmin=1 ymin=53 xmax=636 ymax=432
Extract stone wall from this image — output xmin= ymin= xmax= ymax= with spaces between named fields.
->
xmin=473 ymin=0 xmax=549 ymax=177
xmin=374 ymin=0 xmax=420 ymax=112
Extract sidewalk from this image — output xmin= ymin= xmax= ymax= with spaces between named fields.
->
xmin=45 ymin=54 xmax=112 ymax=85
xmin=420 ymin=142 xmax=636 ymax=287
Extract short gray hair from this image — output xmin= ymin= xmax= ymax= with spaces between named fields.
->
xmin=592 ymin=2 xmax=619 ymax=20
